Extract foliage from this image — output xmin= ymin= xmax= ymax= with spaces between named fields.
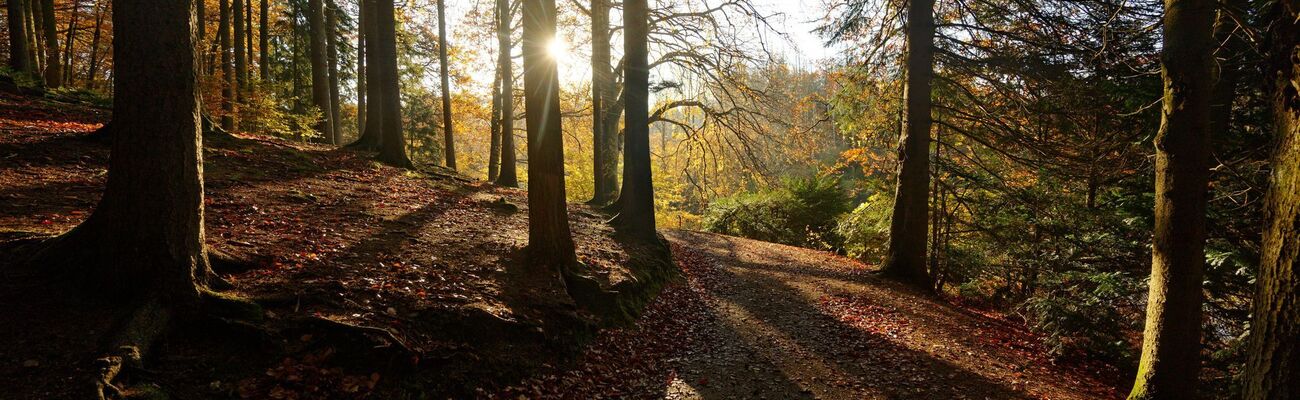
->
xmin=703 ymin=175 xmax=850 ymax=250
xmin=835 ymin=192 xmax=893 ymax=262
xmin=1020 ymin=270 xmax=1140 ymax=365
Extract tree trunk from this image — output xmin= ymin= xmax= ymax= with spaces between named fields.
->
xmin=588 ymin=0 xmax=618 ymax=205
xmin=523 ymin=0 xmax=576 ymax=267
xmin=373 ymin=0 xmax=409 ymax=167
xmin=880 ymin=0 xmax=934 ymax=288
xmin=6 ymin=0 xmax=30 ymax=73
xmin=350 ymin=0 xmax=383 ymax=150
xmin=219 ymin=0 xmax=235 ymax=131
xmin=83 ymin=0 xmax=102 ymax=89
xmin=37 ymin=0 xmax=210 ymax=302
xmin=23 ymin=0 xmax=37 ymax=75
xmin=245 ymin=0 xmax=253 ymax=78
xmin=37 ymin=0 xmax=59 ymax=87
xmin=494 ymin=0 xmax=518 ymax=187
xmin=259 ymin=0 xmax=269 ymax=81
xmin=609 ymin=0 xmax=655 ymax=237
xmin=326 ymin=1 xmax=342 ymax=144
xmin=488 ymin=66 xmax=502 ymax=181
xmin=1127 ymin=0 xmax=1216 ymax=398
xmin=61 ymin=0 xmax=79 ymax=85
xmin=1243 ymin=2 xmax=1300 ymax=398
xmin=356 ymin=0 xmax=366 ymax=137
xmin=233 ymin=0 xmax=246 ymax=99
xmin=308 ymin=0 xmax=334 ymax=141
xmin=437 ymin=0 xmax=456 ymax=170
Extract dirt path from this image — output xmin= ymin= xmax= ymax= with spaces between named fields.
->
xmin=499 ymin=230 xmax=1121 ymax=399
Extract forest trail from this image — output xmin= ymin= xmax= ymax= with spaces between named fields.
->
xmin=504 ymin=230 xmax=1123 ymax=399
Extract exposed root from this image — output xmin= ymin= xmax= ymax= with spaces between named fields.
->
xmin=293 ymin=315 xmax=415 ymax=357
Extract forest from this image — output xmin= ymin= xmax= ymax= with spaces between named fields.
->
xmin=0 ymin=0 xmax=1297 ymax=398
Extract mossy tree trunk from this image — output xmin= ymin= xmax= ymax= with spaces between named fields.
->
xmin=608 ymin=0 xmax=656 ymax=238
xmin=489 ymin=66 xmax=502 ymax=181
xmin=6 ymin=0 xmax=31 ymax=74
xmin=880 ymin=0 xmax=934 ymax=288
xmin=37 ymin=0 xmax=211 ymax=303
xmin=1127 ymin=0 xmax=1216 ymax=398
xmin=1243 ymin=2 xmax=1300 ymax=397
xmin=38 ymin=0 xmax=60 ymax=88
xmin=523 ymin=0 xmax=576 ymax=268
xmin=494 ymin=0 xmax=518 ymax=187
xmin=373 ymin=0 xmax=410 ymax=167
xmin=308 ymin=0 xmax=335 ymax=142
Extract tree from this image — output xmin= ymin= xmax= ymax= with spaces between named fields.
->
xmin=523 ymin=0 xmax=576 ymax=266
xmin=494 ymin=0 xmax=518 ymax=187
xmin=309 ymin=0 xmax=335 ymax=142
xmin=1127 ymin=0 xmax=1216 ymax=398
xmin=351 ymin=0 xmax=384 ymax=150
xmin=260 ymin=0 xmax=270 ymax=81
xmin=1243 ymin=2 xmax=1300 ymax=397
xmin=588 ymin=0 xmax=618 ymax=205
xmin=234 ymin=0 xmax=247 ymax=97
xmin=34 ymin=0 xmax=213 ymax=306
xmin=488 ymin=65 xmax=502 ymax=181
xmin=83 ymin=0 xmax=104 ymax=89
xmin=6 ymin=0 xmax=31 ymax=73
xmin=373 ymin=0 xmax=410 ymax=167
xmin=357 ymin=0 xmax=367 ymax=136
xmin=220 ymin=0 xmax=235 ymax=131
xmin=37 ymin=0 xmax=60 ymax=87
xmin=608 ymin=0 xmax=655 ymax=237
xmin=438 ymin=0 xmax=456 ymax=170
xmin=879 ymin=0 xmax=934 ymax=288
xmin=327 ymin=0 xmax=342 ymax=144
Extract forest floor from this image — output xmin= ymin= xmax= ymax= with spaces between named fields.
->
xmin=0 ymin=90 xmax=1123 ymax=399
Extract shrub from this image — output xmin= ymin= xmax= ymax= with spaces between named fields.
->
xmin=703 ymin=175 xmax=850 ymax=250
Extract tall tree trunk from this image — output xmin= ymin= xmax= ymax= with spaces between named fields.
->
xmin=259 ymin=0 xmax=269 ymax=81
xmin=308 ymin=0 xmax=334 ymax=141
xmin=61 ymin=0 xmax=79 ymax=85
xmin=373 ymin=0 xmax=409 ymax=167
xmin=589 ymin=0 xmax=617 ymax=205
xmin=350 ymin=0 xmax=383 ymax=149
xmin=219 ymin=0 xmax=235 ymax=131
xmin=23 ymin=0 xmax=38 ymax=75
xmin=197 ymin=0 xmax=206 ymax=73
xmin=1127 ymin=0 xmax=1216 ymax=398
xmin=879 ymin=0 xmax=934 ymax=288
xmin=356 ymin=0 xmax=366 ymax=136
xmin=488 ymin=66 xmax=502 ymax=181
xmin=494 ymin=0 xmax=517 ymax=187
xmin=36 ymin=0 xmax=211 ymax=302
xmin=37 ymin=0 xmax=59 ymax=87
xmin=326 ymin=1 xmax=341 ymax=144
xmin=523 ymin=0 xmax=575 ymax=266
xmin=83 ymin=0 xmax=102 ymax=89
xmin=1244 ymin=2 xmax=1300 ymax=398
xmin=609 ymin=0 xmax=655 ymax=237
xmin=245 ymin=0 xmax=253 ymax=78
xmin=6 ymin=0 xmax=31 ymax=73
xmin=233 ymin=0 xmax=247 ymax=100
xmin=437 ymin=0 xmax=456 ymax=170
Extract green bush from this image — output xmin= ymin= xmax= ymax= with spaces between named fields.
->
xmin=835 ymin=192 xmax=893 ymax=261
xmin=703 ymin=175 xmax=851 ymax=250
xmin=1019 ymin=270 xmax=1139 ymax=364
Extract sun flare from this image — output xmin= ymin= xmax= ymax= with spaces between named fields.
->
xmin=547 ymin=37 xmax=570 ymax=66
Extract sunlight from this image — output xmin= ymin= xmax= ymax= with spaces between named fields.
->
xmin=547 ymin=37 xmax=570 ymax=67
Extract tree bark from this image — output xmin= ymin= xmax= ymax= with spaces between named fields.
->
xmin=437 ymin=0 xmax=456 ymax=170
xmin=219 ymin=0 xmax=235 ymax=131
xmin=233 ymin=0 xmax=246 ymax=99
xmin=373 ymin=0 xmax=409 ymax=167
xmin=37 ymin=0 xmax=60 ymax=87
xmin=523 ymin=0 xmax=576 ymax=267
xmin=326 ymin=1 xmax=342 ymax=144
xmin=260 ymin=0 xmax=269 ymax=81
xmin=61 ymin=0 xmax=80 ymax=85
xmin=588 ymin=0 xmax=618 ymax=205
xmin=36 ymin=0 xmax=210 ymax=302
xmin=1243 ymin=2 xmax=1300 ymax=398
xmin=6 ymin=0 xmax=30 ymax=73
xmin=880 ymin=0 xmax=934 ymax=288
xmin=488 ymin=66 xmax=502 ymax=181
xmin=244 ymin=0 xmax=253 ymax=78
xmin=350 ymin=0 xmax=383 ymax=150
xmin=608 ymin=0 xmax=655 ymax=237
xmin=23 ymin=0 xmax=37 ymax=75
xmin=1127 ymin=0 xmax=1216 ymax=398
xmin=308 ymin=0 xmax=335 ymax=142
xmin=494 ymin=0 xmax=518 ymax=187
xmin=83 ymin=0 xmax=102 ymax=89
xmin=356 ymin=0 xmax=366 ymax=137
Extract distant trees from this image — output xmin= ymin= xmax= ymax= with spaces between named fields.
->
xmin=878 ymin=0 xmax=934 ymax=288
xmin=1243 ymin=2 xmax=1300 ymax=397
xmin=1127 ymin=0 xmax=1216 ymax=398
xmin=523 ymin=0 xmax=576 ymax=267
